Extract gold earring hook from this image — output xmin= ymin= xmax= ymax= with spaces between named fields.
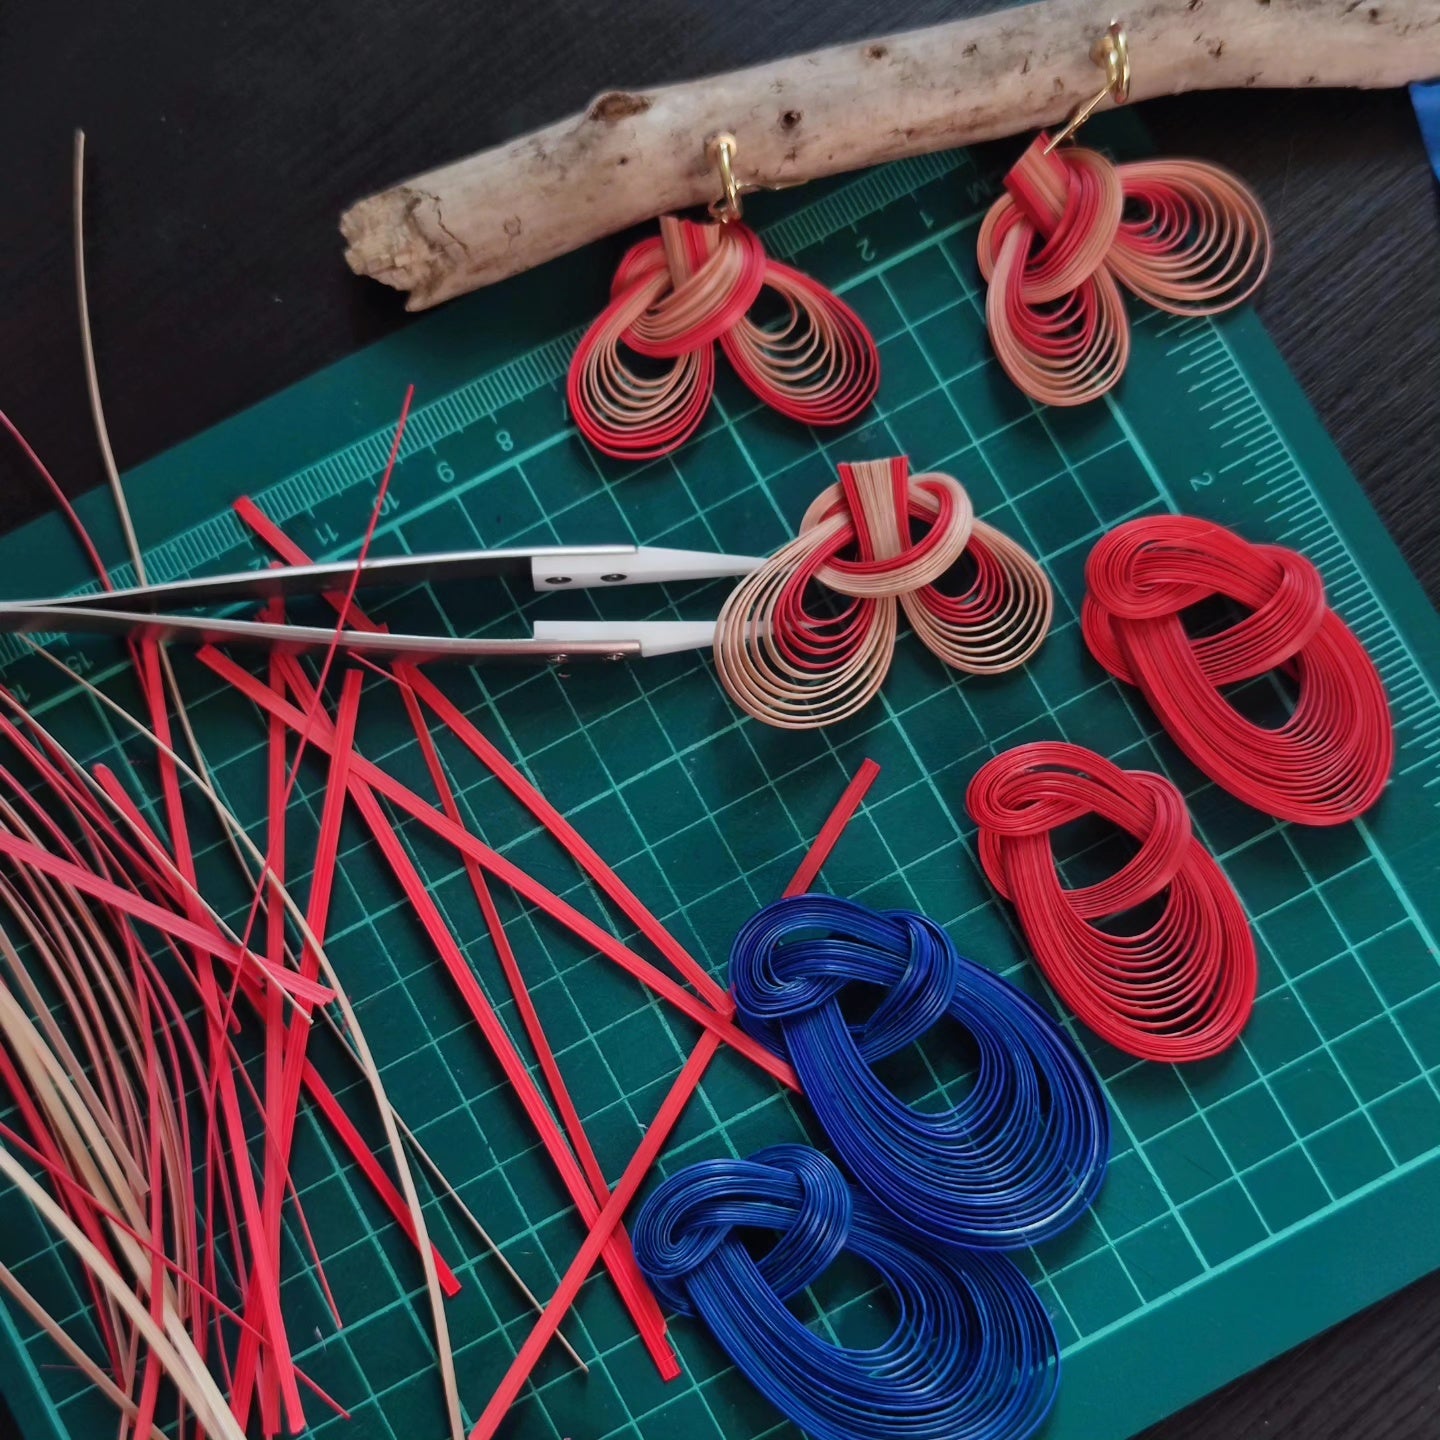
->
xmin=707 ymin=133 xmax=744 ymax=222
xmin=1044 ymin=21 xmax=1131 ymax=153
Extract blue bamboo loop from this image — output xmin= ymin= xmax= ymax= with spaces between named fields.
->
xmin=633 ymin=1145 xmax=1060 ymax=1440
xmin=730 ymin=895 xmax=1110 ymax=1248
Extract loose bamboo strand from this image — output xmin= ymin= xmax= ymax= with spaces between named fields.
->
xmin=72 ymin=131 xmax=143 ymax=584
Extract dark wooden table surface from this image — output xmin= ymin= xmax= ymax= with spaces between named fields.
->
xmin=2 ymin=2 xmax=1438 ymax=1437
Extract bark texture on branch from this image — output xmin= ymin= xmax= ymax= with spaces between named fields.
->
xmin=340 ymin=0 xmax=1440 ymax=309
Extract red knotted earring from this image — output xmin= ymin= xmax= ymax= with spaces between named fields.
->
xmin=976 ymin=24 xmax=1271 ymax=406
xmin=968 ymin=742 xmax=1257 ymax=1062
xmin=564 ymin=133 xmax=875 ymax=460
xmin=568 ymin=134 xmax=880 ymax=460
xmin=1082 ymin=515 xmax=1393 ymax=826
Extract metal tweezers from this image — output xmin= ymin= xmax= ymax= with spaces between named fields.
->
xmin=0 ymin=545 xmax=765 ymax=662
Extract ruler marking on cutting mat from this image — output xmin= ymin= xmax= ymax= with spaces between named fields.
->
xmin=759 ymin=149 xmax=966 ymax=254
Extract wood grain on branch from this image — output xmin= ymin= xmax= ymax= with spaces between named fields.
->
xmin=340 ymin=0 xmax=1440 ymax=309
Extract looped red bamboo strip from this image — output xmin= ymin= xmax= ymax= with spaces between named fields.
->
xmin=968 ymin=741 xmax=1256 ymax=1062
xmin=1082 ymin=515 xmax=1393 ymax=825
xmin=568 ymin=215 xmax=879 ymax=459
xmin=976 ymin=137 xmax=1270 ymax=405
xmin=713 ymin=455 xmax=1052 ymax=728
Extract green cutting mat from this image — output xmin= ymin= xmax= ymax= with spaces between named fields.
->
xmin=2 ymin=114 xmax=1439 ymax=1440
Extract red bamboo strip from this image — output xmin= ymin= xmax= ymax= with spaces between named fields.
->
xmin=410 ymin=675 xmax=729 ymax=1013
xmin=397 ymin=678 xmax=616 ymax=1215
xmin=89 ymin=766 xmax=195 ymax=902
xmin=782 ymin=760 xmax=881 ymax=898
xmin=0 ymin=409 xmax=114 ymax=588
xmin=472 ymin=1035 xmax=720 ymax=1440
xmin=130 ymin=641 xmax=306 ymax=1437
xmin=133 ymin=979 xmax=168 ymax=1440
xmin=232 ymin=640 xmax=349 ymax=1425
xmin=257 ymin=623 xmax=292 ymax=1432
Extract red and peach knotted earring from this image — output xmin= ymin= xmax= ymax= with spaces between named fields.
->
xmin=568 ymin=134 xmax=880 ymax=460
xmin=976 ymin=23 xmax=1271 ymax=407
xmin=712 ymin=455 xmax=1053 ymax=729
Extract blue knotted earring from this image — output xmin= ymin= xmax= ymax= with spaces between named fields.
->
xmin=632 ymin=1145 xmax=1060 ymax=1440
xmin=729 ymin=895 xmax=1110 ymax=1248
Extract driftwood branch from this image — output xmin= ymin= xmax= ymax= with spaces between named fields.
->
xmin=341 ymin=0 xmax=1440 ymax=309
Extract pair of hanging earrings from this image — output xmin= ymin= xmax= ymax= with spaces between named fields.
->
xmin=568 ymin=22 xmax=1272 ymax=457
